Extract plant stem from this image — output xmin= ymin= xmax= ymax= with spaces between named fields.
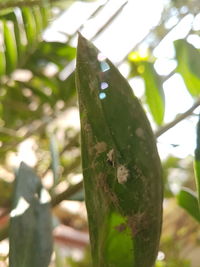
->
xmin=155 ymin=98 xmax=200 ymax=137
xmin=91 ymin=1 xmax=128 ymax=42
xmin=51 ymin=180 xmax=83 ymax=207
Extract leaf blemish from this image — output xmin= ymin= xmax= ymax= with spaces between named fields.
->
xmin=94 ymin=142 xmax=107 ymax=155
xmin=107 ymin=149 xmax=115 ymax=166
xmin=135 ymin=128 xmax=145 ymax=138
xmin=115 ymin=223 xmax=127 ymax=232
xmin=117 ymin=165 xmax=129 ymax=184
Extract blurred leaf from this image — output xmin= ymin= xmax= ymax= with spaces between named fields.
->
xmin=21 ymin=7 xmax=37 ymax=44
xmin=39 ymin=41 xmax=76 ymax=63
xmin=0 ymin=0 xmax=49 ymax=9
xmin=0 ymin=49 xmax=6 ymax=76
xmin=9 ymin=162 xmax=53 ymax=267
xmin=177 ymin=187 xmax=200 ymax=223
xmin=31 ymin=72 xmax=60 ymax=95
xmin=58 ymin=72 xmax=76 ymax=101
xmin=16 ymin=81 xmax=54 ymax=104
xmin=32 ymin=6 xmax=44 ymax=34
xmin=27 ymin=41 xmax=76 ymax=71
xmin=0 ymin=6 xmax=50 ymax=77
xmin=142 ymin=61 xmax=165 ymax=125
xmin=194 ymin=113 xmax=200 ymax=208
xmin=50 ymin=133 xmax=60 ymax=184
xmin=3 ymin=19 xmax=18 ymax=73
xmin=0 ymin=82 xmax=40 ymax=129
xmin=1 ymin=10 xmax=25 ymax=59
xmin=0 ymin=179 xmax=13 ymax=207
xmin=174 ymin=39 xmax=200 ymax=96
xmin=68 ymin=189 xmax=84 ymax=201
xmin=0 ymin=6 xmax=49 ymax=75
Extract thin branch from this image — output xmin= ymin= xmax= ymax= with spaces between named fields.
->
xmin=59 ymin=0 xmax=109 ymax=42
xmin=91 ymin=1 xmax=128 ymax=42
xmin=51 ymin=180 xmax=83 ymax=207
xmin=155 ymin=98 xmax=200 ymax=138
xmin=117 ymin=12 xmax=190 ymax=67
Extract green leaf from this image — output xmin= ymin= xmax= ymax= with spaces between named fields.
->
xmin=76 ymin=34 xmax=163 ymax=267
xmin=194 ymin=114 xmax=200 ymax=208
xmin=50 ymin=134 xmax=60 ymax=184
xmin=1 ymin=82 xmax=42 ymax=129
xmin=3 ymin=20 xmax=18 ymax=73
xmin=0 ymin=49 xmax=6 ymax=76
xmin=58 ymin=72 xmax=76 ymax=101
xmin=27 ymin=41 xmax=76 ymax=71
xmin=0 ymin=6 xmax=50 ymax=78
xmin=16 ymin=81 xmax=54 ymax=105
xmin=9 ymin=162 xmax=53 ymax=267
xmin=1 ymin=10 xmax=25 ymax=59
xmin=0 ymin=0 xmax=50 ymax=10
xmin=32 ymin=6 xmax=43 ymax=35
xmin=40 ymin=6 xmax=50 ymax=29
xmin=174 ymin=39 xmax=200 ymax=96
xmin=177 ymin=187 xmax=200 ymax=223
xmin=21 ymin=7 xmax=37 ymax=44
xmin=142 ymin=61 xmax=165 ymax=125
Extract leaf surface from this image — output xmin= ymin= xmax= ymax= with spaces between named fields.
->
xmin=76 ymin=34 xmax=163 ymax=267
xmin=142 ymin=61 xmax=165 ymax=125
xmin=177 ymin=187 xmax=200 ymax=223
xmin=9 ymin=162 xmax=52 ymax=267
xmin=174 ymin=39 xmax=200 ymax=96
xmin=194 ymin=114 xmax=200 ymax=208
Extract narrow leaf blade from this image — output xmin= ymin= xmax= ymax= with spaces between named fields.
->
xmin=177 ymin=187 xmax=200 ymax=223
xmin=3 ymin=20 xmax=18 ymax=73
xmin=142 ymin=61 xmax=165 ymax=125
xmin=21 ymin=8 xmax=37 ymax=44
xmin=174 ymin=39 xmax=200 ymax=96
xmin=9 ymin=162 xmax=52 ymax=267
xmin=50 ymin=134 xmax=60 ymax=184
xmin=194 ymin=114 xmax=200 ymax=208
xmin=76 ymin=34 xmax=163 ymax=267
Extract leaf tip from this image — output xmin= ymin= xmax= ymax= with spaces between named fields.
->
xmin=77 ymin=32 xmax=88 ymax=50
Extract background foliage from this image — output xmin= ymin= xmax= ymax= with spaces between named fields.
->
xmin=0 ymin=0 xmax=200 ymax=266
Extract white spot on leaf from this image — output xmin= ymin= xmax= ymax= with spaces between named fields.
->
xmin=107 ymin=149 xmax=115 ymax=166
xmin=117 ymin=165 xmax=129 ymax=184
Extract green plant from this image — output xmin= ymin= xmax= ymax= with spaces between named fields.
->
xmin=1 ymin=1 xmax=200 ymax=266
xmin=76 ymin=34 xmax=163 ymax=267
